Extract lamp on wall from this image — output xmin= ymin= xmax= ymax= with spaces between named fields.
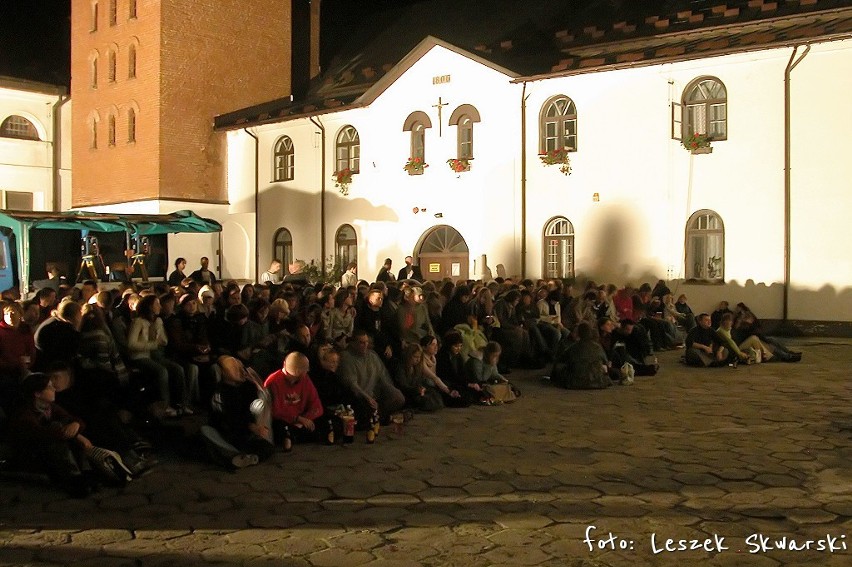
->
xmin=592 ymin=192 xmax=600 ymax=202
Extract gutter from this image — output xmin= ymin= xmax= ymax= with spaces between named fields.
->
xmin=783 ymin=44 xmax=810 ymax=323
xmin=309 ymin=116 xmax=327 ymax=276
xmin=51 ymin=94 xmax=70 ymax=211
xmin=520 ymin=82 xmax=529 ymax=279
xmin=244 ymin=127 xmax=260 ymax=283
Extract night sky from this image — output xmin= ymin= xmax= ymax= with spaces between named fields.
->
xmin=0 ymin=0 xmax=432 ymax=87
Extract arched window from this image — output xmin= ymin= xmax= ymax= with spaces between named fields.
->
xmin=273 ymin=136 xmax=294 ymax=181
xmin=273 ymin=228 xmax=293 ymax=272
xmin=128 ymin=44 xmax=136 ymax=78
xmin=540 ymin=95 xmax=577 ymax=152
xmin=335 ymin=224 xmax=357 ymax=268
xmin=335 ymin=126 xmax=360 ymax=174
xmin=91 ymin=1 xmax=99 ymax=32
xmin=543 ymin=217 xmax=575 ymax=279
xmin=108 ymin=114 xmax=116 ymax=146
xmin=109 ymin=0 xmax=117 ymax=25
xmin=685 ymin=210 xmax=724 ymax=281
xmin=127 ymin=107 xmax=136 ymax=143
xmin=129 ymin=0 xmax=137 ymax=19
xmin=108 ymin=47 xmax=117 ymax=82
xmin=448 ymin=104 xmax=480 ymax=164
xmin=403 ymin=111 xmax=432 ymax=173
xmin=89 ymin=113 xmax=100 ymax=149
xmin=0 ymin=116 xmax=40 ymax=140
xmin=90 ymin=54 xmax=98 ymax=88
xmin=680 ymin=77 xmax=727 ymax=141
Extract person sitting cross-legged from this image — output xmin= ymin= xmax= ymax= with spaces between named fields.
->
xmin=684 ymin=313 xmax=722 ymax=367
xmin=200 ymin=356 xmax=273 ymax=470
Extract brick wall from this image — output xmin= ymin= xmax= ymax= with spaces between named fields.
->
xmin=71 ymin=0 xmax=293 ymax=207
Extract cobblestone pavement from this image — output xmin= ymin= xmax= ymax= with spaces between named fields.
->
xmin=1 ymin=340 xmax=851 ymax=567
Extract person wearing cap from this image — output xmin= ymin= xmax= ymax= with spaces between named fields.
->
xmin=263 ymin=352 xmax=323 ymax=448
xmin=200 ymin=356 xmax=273 ymax=470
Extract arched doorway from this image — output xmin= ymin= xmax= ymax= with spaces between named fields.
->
xmin=416 ymin=225 xmax=469 ymax=281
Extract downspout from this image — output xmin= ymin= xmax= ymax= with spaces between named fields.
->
xmin=51 ymin=94 xmax=70 ymax=211
xmin=309 ymin=116 xmax=327 ymax=276
xmin=520 ymin=82 xmax=529 ymax=279
xmin=783 ymin=44 xmax=810 ymax=323
xmin=244 ymin=127 xmax=260 ymax=283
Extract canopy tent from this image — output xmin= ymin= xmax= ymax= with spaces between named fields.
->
xmin=0 ymin=210 xmax=221 ymax=294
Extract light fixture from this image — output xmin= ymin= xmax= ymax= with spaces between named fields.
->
xmin=592 ymin=192 xmax=600 ymax=202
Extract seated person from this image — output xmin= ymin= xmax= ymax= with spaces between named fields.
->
xmin=264 ymin=352 xmax=323 ymax=450
xmin=716 ymin=313 xmax=773 ymax=364
xmin=393 ymin=344 xmax=444 ymax=412
xmin=464 ymin=341 xmax=519 ymax=403
xmin=338 ymin=329 xmax=405 ymax=427
xmin=200 ymin=356 xmax=273 ymax=470
xmin=733 ymin=308 xmax=801 ymax=362
xmin=684 ymin=313 xmax=721 ymax=367
xmin=551 ymin=322 xmax=613 ymax=390
xmin=7 ymin=373 xmax=95 ymax=498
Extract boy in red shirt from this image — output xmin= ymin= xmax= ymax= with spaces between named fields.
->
xmin=264 ymin=352 xmax=323 ymax=449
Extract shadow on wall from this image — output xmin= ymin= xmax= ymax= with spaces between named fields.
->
xmin=324 ymin=190 xmax=400 ymax=223
xmin=579 ymin=202 xmax=656 ymax=284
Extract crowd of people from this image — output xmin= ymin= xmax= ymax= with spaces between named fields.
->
xmin=0 ymin=256 xmax=800 ymax=497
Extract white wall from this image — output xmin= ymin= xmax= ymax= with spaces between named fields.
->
xmin=0 ymin=82 xmax=66 ymax=211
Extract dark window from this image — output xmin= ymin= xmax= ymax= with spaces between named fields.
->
xmin=108 ymin=48 xmax=116 ymax=82
xmin=335 ymin=224 xmax=357 ymax=267
xmin=273 ymin=228 xmax=293 ymax=270
xmin=108 ymin=114 xmax=116 ymax=146
xmin=0 ymin=116 xmax=39 ymax=140
xmin=109 ymin=0 xmax=117 ymax=25
xmin=128 ymin=44 xmax=136 ymax=78
xmin=91 ymin=2 xmax=98 ymax=32
xmin=127 ymin=108 xmax=136 ymax=143
xmin=129 ymin=0 xmax=137 ymax=19
xmin=273 ymin=136 xmax=295 ymax=181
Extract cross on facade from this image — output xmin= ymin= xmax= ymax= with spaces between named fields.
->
xmin=433 ymin=96 xmax=449 ymax=136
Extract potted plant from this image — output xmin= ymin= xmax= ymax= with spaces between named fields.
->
xmin=333 ymin=168 xmax=353 ymax=195
xmin=683 ymin=132 xmax=712 ymax=154
xmin=447 ymin=158 xmax=470 ymax=173
xmin=539 ymin=147 xmax=572 ymax=176
xmin=403 ymin=157 xmax=428 ymax=175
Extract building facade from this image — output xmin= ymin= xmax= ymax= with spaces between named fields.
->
xmin=217 ymin=3 xmax=852 ymax=325
xmin=0 ymin=76 xmax=71 ymax=212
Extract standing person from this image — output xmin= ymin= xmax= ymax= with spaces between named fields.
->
xmin=188 ymin=257 xmax=216 ymax=286
xmin=260 ymin=259 xmax=283 ymax=285
xmin=168 ymin=258 xmax=187 ymax=286
xmin=397 ymin=256 xmax=424 ymax=283
xmin=341 ymin=262 xmax=358 ymax=289
xmin=375 ymin=258 xmax=395 ymax=283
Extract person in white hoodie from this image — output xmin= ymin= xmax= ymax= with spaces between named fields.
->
xmin=127 ymin=294 xmax=190 ymax=417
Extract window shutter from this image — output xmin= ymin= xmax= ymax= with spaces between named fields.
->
xmin=671 ymin=102 xmax=682 ymax=141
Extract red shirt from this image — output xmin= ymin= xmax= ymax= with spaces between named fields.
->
xmin=263 ymin=370 xmax=323 ymax=424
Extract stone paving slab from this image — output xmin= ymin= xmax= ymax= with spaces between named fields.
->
xmin=1 ymin=340 xmax=851 ymax=566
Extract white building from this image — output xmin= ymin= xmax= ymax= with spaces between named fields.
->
xmin=0 ymin=76 xmax=72 ymax=211
xmin=215 ymin=2 xmax=852 ymax=327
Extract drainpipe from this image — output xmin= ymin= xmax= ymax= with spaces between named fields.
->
xmin=783 ymin=44 xmax=810 ymax=323
xmin=309 ymin=116 xmax=327 ymax=276
xmin=520 ymin=82 xmax=529 ymax=279
xmin=51 ymin=94 xmax=69 ymax=211
xmin=244 ymin=127 xmax=260 ymax=283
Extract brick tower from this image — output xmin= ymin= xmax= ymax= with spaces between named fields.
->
xmin=70 ymin=0 xmax=320 ymax=208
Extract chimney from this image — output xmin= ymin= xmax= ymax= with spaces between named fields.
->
xmin=291 ymin=0 xmax=312 ymax=100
